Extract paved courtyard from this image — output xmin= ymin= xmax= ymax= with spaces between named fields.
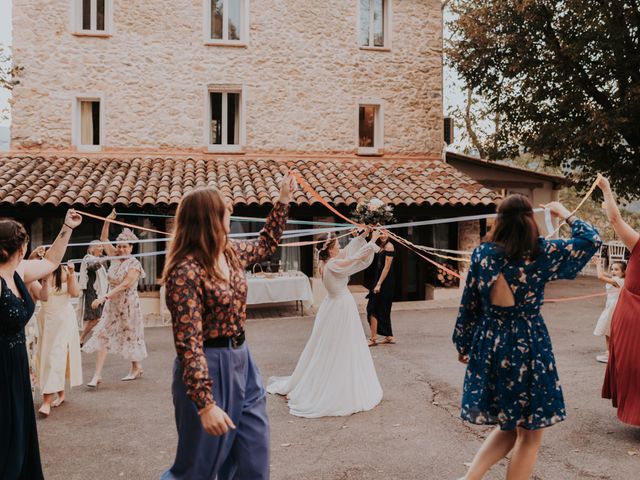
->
xmin=37 ymin=277 xmax=639 ymax=480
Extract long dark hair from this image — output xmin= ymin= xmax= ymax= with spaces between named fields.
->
xmin=162 ymin=188 xmax=239 ymax=283
xmin=491 ymin=194 xmax=540 ymax=259
xmin=52 ymin=265 xmax=63 ymax=291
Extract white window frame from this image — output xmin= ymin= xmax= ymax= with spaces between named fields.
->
xmin=205 ymin=85 xmax=246 ymax=153
xmin=358 ymin=0 xmax=392 ymax=50
xmin=71 ymin=0 xmax=113 ymax=37
xmin=72 ymin=94 xmax=105 ymax=152
xmin=356 ymin=100 xmax=384 ymax=156
xmin=203 ymin=0 xmax=250 ymax=46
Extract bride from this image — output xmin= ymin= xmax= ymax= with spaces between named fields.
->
xmin=267 ymin=228 xmax=383 ymax=417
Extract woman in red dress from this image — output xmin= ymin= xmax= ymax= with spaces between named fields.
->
xmin=599 ymin=176 xmax=640 ymax=426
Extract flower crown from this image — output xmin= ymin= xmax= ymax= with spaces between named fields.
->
xmin=116 ymin=228 xmax=138 ymax=243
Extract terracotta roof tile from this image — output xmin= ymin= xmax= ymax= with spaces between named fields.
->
xmin=0 ymin=155 xmax=498 ymax=208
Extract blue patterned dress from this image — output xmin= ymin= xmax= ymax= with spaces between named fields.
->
xmin=453 ymin=219 xmax=601 ymax=430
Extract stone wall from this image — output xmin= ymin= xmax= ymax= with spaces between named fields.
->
xmin=11 ymin=0 xmax=443 ymax=155
xmin=458 ymin=220 xmax=480 ymax=255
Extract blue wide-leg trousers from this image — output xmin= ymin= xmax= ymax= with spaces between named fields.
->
xmin=161 ymin=343 xmax=269 ymax=480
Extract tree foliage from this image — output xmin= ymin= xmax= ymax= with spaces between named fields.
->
xmin=447 ymin=0 xmax=640 ymax=199
xmin=0 ymin=45 xmax=22 ymax=122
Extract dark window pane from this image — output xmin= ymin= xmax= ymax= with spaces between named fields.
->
xmin=359 ymin=106 xmax=375 ymax=147
xmin=211 ymin=0 xmax=223 ymax=39
xmin=92 ymin=101 xmax=100 ymax=145
xmin=227 ymin=93 xmax=240 ymax=145
xmin=211 ymin=92 xmax=223 ymax=144
xmin=228 ymin=0 xmax=241 ymax=40
xmin=97 ymin=0 xmax=105 ymax=30
xmin=82 ymin=0 xmax=91 ymax=30
xmin=373 ymin=0 xmax=384 ymax=47
xmin=359 ymin=0 xmax=370 ymax=46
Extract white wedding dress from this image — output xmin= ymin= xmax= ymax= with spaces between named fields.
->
xmin=267 ymin=235 xmax=383 ymax=418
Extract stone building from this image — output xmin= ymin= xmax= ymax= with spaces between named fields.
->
xmin=3 ymin=0 xmax=500 ymax=301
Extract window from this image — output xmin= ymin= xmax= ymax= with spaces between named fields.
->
xmin=205 ymin=0 xmax=248 ymax=44
xmin=207 ymin=86 xmax=245 ymax=152
xmin=74 ymin=97 xmax=102 ymax=151
xmin=73 ymin=0 xmax=112 ymax=35
xmin=357 ymin=102 xmax=383 ymax=155
xmin=359 ymin=0 xmax=391 ymax=48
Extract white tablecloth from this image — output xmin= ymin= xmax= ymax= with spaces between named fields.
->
xmin=246 ymin=271 xmax=313 ymax=306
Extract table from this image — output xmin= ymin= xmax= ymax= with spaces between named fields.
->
xmin=246 ymin=271 xmax=313 ymax=315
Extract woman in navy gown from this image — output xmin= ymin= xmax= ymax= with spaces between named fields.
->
xmin=0 ymin=210 xmax=81 ymax=479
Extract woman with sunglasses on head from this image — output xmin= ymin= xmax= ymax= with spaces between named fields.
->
xmin=0 ymin=210 xmax=82 ymax=480
xmin=161 ymin=173 xmax=294 ymax=480
xmin=453 ymin=195 xmax=600 ymax=480
xmin=83 ymin=210 xmax=147 ymax=387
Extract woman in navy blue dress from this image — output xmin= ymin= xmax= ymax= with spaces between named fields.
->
xmin=453 ymin=195 xmax=600 ymax=480
xmin=0 ymin=211 xmax=82 ymax=479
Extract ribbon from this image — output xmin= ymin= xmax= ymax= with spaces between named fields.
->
xmin=544 ymin=207 xmax=554 ymax=236
xmin=291 ymin=172 xmax=365 ymax=228
xmin=543 ymin=292 xmax=607 ymax=303
xmin=545 ymin=174 xmax=601 ymax=239
xmin=77 ymin=210 xmax=170 ymax=236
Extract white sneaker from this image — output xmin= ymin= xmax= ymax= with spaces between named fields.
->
xmin=596 ymin=353 xmax=609 ymax=363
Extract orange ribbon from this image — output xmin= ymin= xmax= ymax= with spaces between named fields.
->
xmin=544 ymin=292 xmax=607 ymax=303
xmin=77 ymin=210 xmax=170 ymax=236
xmin=291 ymin=172 xmax=365 ymax=228
xmin=385 ymin=230 xmax=463 ymax=279
xmin=280 ymin=230 xmax=353 ymax=248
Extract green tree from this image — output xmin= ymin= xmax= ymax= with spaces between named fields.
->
xmin=447 ymin=0 xmax=640 ymax=199
xmin=0 ymin=45 xmax=22 ymax=122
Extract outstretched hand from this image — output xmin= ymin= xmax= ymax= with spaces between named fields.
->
xmin=596 ymin=175 xmax=611 ymax=194
xmin=541 ymin=201 xmax=572 ymax=220
xmin=278 ymin=171 xmax=297 ymax=204
xmin=64 ymin=209 xmax=83 ymax=229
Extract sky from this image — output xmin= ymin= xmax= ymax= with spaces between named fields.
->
xmin=0 ymin=0 xmax=11 ymax=127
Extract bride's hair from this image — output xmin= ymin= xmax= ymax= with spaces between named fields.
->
xmin=316 ymin=233 xmax=337 ymax=263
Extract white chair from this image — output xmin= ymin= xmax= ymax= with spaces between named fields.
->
xmin=607 ymin=240 xmax=627 ymax=264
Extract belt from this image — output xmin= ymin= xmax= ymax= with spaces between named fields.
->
xmin=203 ymin=331 xmax=246 ymax=349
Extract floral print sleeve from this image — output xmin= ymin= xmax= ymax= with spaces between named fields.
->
xmin=233 ymin=201 xmax=290 ymax=268
xmin=543 ymin=219 xmax=602 ymax=281
xmin=165 ymin=260 xmax=214 ymax=410
xmin=453 ymin=247 xmax=483 ymax=356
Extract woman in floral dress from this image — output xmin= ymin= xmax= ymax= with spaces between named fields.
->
xmin=83 ymin=215 xmax=147 ymax=386
xmin=453 ymin=195 xmax=601 ymax=480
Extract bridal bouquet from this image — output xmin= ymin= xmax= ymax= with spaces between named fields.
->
xmin=351 ymin=198 xmax=395 ymax=226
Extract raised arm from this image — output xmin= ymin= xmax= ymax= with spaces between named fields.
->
xmin=595 ymin=260 xmax=621 ymax=288
xmin=19 ymin=210 xmax=82 ymax=283
xmin=66 ymin=263 xmax=80 ymax=297
xmin=598 ymin=176 xmax=640 ymax=251
xmin=100 ymin=210 xmax=118 ymax=257
xmin=233 ymin=173 xmax=294 ymax=268
xmin=327 ymin=231 xmax=381 ymax=277
xmin=28 ymin=279 xmax=49 ymax=302
xmin=336 ymin=231 xmax=369 ymax=259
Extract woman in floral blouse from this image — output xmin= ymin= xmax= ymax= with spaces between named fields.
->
xmin=161 ymin=173 xmax=294 ymax=480
xmin=453 ymin=195 xmax=601 ymax=480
